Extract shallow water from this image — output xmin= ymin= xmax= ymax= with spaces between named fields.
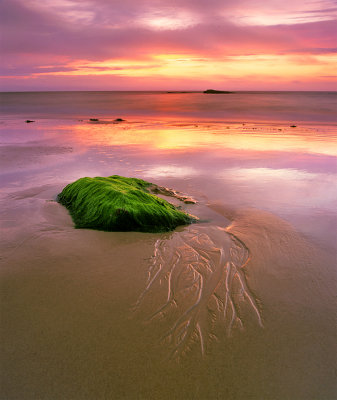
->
xmin=1 ymin=116 xmax=336 ymax=399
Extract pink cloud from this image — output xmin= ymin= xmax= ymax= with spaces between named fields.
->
xmin=0 ymin=0 xmax=336 ymax=90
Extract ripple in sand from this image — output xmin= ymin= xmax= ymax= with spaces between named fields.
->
xmin=135 ymin=225 xmax=263 ymax=359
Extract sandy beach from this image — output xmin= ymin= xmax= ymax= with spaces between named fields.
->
xmin=1 ymin=116 xmax=336 ymax=399
xmin=2 ymin=0 xmax=337 ymax=394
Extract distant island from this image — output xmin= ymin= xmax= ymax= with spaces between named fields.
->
xmin=165 ymin=90 xmax=234 ymax=94
xmin=203 ymin=89 xmax=234 ymax=94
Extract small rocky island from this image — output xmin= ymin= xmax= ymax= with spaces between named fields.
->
xmin=203 ymin=89 xmax=234 ymax=94
xmin=58 ymin=175 xmax=197 ymax=233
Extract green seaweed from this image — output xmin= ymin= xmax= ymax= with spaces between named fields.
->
xmin=57 ymin=175 xmax=197 ymax=232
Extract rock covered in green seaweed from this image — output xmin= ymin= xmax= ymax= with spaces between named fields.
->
xmin=57 ymin=175 xmax=197 ymax=233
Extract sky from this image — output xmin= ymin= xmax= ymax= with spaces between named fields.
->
xmin=0 ymin=0 xmax=336 ymax=91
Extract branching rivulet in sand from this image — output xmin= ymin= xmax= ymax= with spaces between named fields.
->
xmin=135 ymin=225 xmax=263 ymax=359
xmin=57 ymin=175 xmax=197 ymax=233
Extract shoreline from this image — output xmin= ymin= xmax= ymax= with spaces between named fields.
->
xmin=1 ymin=115 xmax=337 ymax=127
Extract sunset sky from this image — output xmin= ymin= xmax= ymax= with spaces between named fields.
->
xmin=1 ymin=0 xmax=336 ymax=91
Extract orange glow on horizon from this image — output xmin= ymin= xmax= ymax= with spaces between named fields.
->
xmin=29 ymin=54 xmax=337 ymax=87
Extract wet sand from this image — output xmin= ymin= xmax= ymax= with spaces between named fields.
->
xmin=1 ymin=119 xmax=336 ymax=399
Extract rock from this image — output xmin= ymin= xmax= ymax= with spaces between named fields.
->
xmin=25 ymin=120 xmax=35 ymax=123
xmin=183 ymin=198 xmax=197 ymax=204
xmin=114 ymin=118 xmax=125 ymax=122
xmin=203 ymin=89 xmax=234 ymax=94
xmin=290 ymin=125 xmax=297 ymax=128
xmin=148 ymin=184 xmax=197 ymax=204
xmin=58 ymin=175 xmax=197 ymax=233
xmin=89 ymin=118 xmax=99 ymax=122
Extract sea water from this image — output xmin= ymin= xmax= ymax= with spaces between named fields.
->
xmin=1 ymin=90 xmax=336 ymax=123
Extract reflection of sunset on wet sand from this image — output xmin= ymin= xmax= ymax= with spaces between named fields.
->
xmin=71 ymin=121 xmax=337 ymax=156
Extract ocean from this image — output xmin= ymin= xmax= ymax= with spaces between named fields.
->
xmin=1 ymin=91 xmax=336 ymax=399
xmin=1 ymin=90 xmax=336 ymax=123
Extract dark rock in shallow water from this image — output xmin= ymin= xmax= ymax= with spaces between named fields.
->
xmin=203 ymin=89 xmax=234 ymax=94
xmin=89 ymin=118 xmax=99 ymax=122
xmin=114 ymin=118 xmax=125 ymax=122
xmin=58 ymin=175 xmax=197 ymax=233
xmin=25 ymin=120 xmax=35 ymax=123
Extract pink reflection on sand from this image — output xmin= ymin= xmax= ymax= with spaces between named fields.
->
xmin=70 ymin=120 xmax=337 ymax=156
